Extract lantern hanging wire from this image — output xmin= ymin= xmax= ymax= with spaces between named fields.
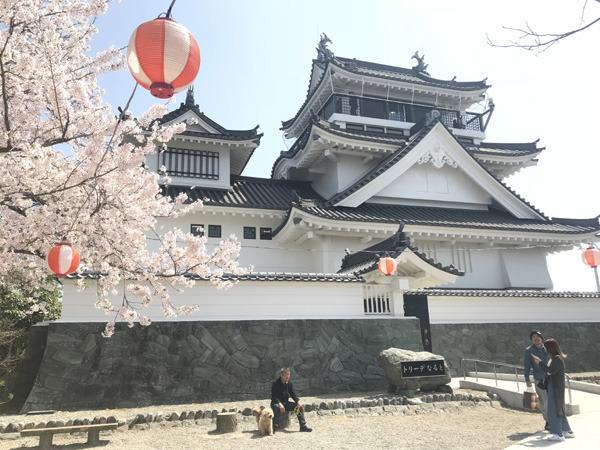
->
xmin=163 ymin=0 xmax=177 ymax=19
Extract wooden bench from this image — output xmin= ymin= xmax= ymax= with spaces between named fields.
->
xmin=20 ymin=423 xmax=118 ymax=449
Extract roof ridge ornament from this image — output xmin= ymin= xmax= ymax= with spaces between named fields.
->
xmin=316 ymin=33 xmax=334 ymax=62
xmin=184 ymin=85 xmax=196 ymax=107
xmin=411 ymin=51 xmax=430 ymax=76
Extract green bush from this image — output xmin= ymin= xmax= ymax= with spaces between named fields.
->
xmin=0 ymin=273 xmax=61 ymax=403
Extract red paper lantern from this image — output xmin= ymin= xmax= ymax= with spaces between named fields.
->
xmin=378 ymin=256 xmax=397 ymax=276
xmin=47 ymin=241 xmax=80 ymax=278
xmin=582 ymin=246 xmax=600 ymax=268
xmin=127 ymin=18 xmax=200 ymax=99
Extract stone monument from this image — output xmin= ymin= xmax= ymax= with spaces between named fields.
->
xmin=378 ymin=348 xmax=451 ymax=395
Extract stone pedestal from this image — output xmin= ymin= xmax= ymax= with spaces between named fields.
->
xmin=216 ymin=413 xmax=238 ymax=433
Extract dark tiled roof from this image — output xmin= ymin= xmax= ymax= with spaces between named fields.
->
xmin=163 ymin=176 xmax=322 ymax=210
xmin=409 ymin=289 xmax=600 ymax=298
xmin=161 ymin=176 xmax=600 ymax=235
xmin=469 ymin=140 xmax=544 ymax=158
xmin=324 ymin=121 xmax=434 ymax=206
xmin=294 ymin=203 xmax=600 ymax=234
xmin=161 ymin=88 xmax=262 ymax=141
xmin=271 ymin=121 xmax=406 ymax=178
xmin=339 ymin=227 xmax=463 ymax=276
xmin=68 ymin=271 xmax=362 ymax=283
xmin=336 ymin=57 xmax=489 ymax=91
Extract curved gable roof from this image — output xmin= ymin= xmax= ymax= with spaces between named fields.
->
xmin=325 ymin=119 xmax=548 ymax=220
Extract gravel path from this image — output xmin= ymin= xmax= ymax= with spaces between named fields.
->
xmin=2 ymin=403 xmax=542 ymax=450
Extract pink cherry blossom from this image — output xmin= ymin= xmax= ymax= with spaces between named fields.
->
xmin=0 ymin=1 xmax=248 ymax=335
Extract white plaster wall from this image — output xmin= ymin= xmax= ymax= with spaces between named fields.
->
xmin=145 ymin=140 xmax=231 ymax=189
xmin=336 ymin=154 xmax=379 ymax=193
xmin=310 ymin=159 xmax=339 ymax=199
xmin=154 ymin=213 xmax=317 ymax=272
xmin=60 ymin=280 xmax=366 ymax=322
xmin=369 ymin=164 xmax=491 ymax=207
xmin=412 ymin=240 xmax=554 ymax=290
xmin=429 ymin=295 xmax=600 ymax=323
xmin=501 ymin=249 xmax=553 ymax=289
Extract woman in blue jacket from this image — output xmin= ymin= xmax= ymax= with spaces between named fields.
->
xmin=531 ymin=338 xmax=574 ymax=441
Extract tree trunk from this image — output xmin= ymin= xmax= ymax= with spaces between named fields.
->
xmin=216 ymin=412 xmax=238 ymax=433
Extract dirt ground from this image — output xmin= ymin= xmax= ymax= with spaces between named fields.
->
xmin=1 ymin=403 xmax=543 ymax=450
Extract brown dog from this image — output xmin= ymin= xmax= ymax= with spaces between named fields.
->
xmin=252 ymin=405 xmax=274 ymax=436
xmin=251 ymin=406 xmax=264 ymax=426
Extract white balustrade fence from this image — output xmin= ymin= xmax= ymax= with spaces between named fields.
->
xmin=363 ymin=284 xmax=392 ymax=315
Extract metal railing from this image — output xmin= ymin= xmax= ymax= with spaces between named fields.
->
xmin=460 ymin=358 xmax=573 ymax=403
xmin=320 ymin=94 xmax=483 ymax=132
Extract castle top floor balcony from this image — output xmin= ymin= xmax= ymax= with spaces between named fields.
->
xmin=319 ymin=94 xmax=486 ymax=140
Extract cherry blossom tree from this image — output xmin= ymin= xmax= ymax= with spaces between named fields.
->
xmin=0 ymin=0 xmax=248 ymax=336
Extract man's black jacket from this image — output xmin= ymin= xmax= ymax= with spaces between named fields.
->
xmin=271 ymin=378 xmax=299 ymax=405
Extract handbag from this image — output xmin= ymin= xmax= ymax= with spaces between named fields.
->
xmin=537 ymin=376 xmax=548 ymax=391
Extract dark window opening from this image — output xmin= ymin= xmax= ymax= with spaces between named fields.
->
xmin=191 ymin=224 xmax=204 ymax=237
xmin=160 ymin=148 xmax=219 ymax=179
xmin=362 ymin=98 xmax=386 ymax=119
xmin=208 ymin=225 xmax=221 ymax=238
xmin=346 ymin=123 xmax=364 ymax=131
xmin=243 ymin=226 xmax=256 ymax=239
xmin=366 ymin=125 xmax=384 ymax=133
xmin=260 ymin=227 xmax=272 ymax=240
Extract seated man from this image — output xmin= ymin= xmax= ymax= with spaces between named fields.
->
xmin=271 ymin=367 xmax=312 ymax=432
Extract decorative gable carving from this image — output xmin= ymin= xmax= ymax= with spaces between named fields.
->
xmin=417 ymin=142 xmax=457 ymax=169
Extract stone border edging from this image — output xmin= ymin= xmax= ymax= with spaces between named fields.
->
xmin=0 ymin=391 xmax=500 ymax=435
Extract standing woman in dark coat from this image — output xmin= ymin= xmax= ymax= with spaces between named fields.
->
xmin=531 ymin=338 xmax=574 ymax=441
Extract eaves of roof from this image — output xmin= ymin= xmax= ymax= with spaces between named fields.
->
xmin=271 ymin=120 xmax=406 ymax=178
xmin=409 ymin=289 xmax=600 ymax=298
xmin=338 ymin=228 xmax=464 ymax=276
xmin=335 ymin=57 xmax=489 ymax=91
xmin=282 ymin=202 xmax=600 ymax=235
xmin=160 ymin=100 xmax=260 ymax=139
xmin=68 ymin=271 xmax=363 ymax=283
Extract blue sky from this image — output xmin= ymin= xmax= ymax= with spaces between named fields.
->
xmin=93 ymin=0 xmax=600 ymax=290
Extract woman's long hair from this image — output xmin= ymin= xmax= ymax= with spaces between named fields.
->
xmin=544 ymin=338 xmax=567 ymax=359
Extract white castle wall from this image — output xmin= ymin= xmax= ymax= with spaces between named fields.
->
xmin=59 ymin=280 xmax=365 ymax=322
xmin=152 ymin=213 xmax=555 ymax=289
xmin=428 ymin=295 xmax=600 ymax=324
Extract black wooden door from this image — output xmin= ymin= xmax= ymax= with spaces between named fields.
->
xmin=403 ymin=293 xmax=432 ymax=352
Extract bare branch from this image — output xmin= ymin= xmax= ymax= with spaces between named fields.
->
xmin=488 ymin=14 xmax=600 ymax=53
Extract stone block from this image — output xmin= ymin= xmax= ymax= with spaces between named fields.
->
xmin=231 ymin=351 xmax=260 ymax=369
xmin=329 ymin=357 xmax=344 ymax=373
xmin=379 ymin=348 xmax=450 ymax=391
xmin=156 ymin=335 xmax=171 ymax=348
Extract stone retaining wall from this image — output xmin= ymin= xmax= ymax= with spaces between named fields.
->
xmin=431 ymin=322 xmax=600 ymax=375
xmin=22 ymin=318 xmax=423 ymax=412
